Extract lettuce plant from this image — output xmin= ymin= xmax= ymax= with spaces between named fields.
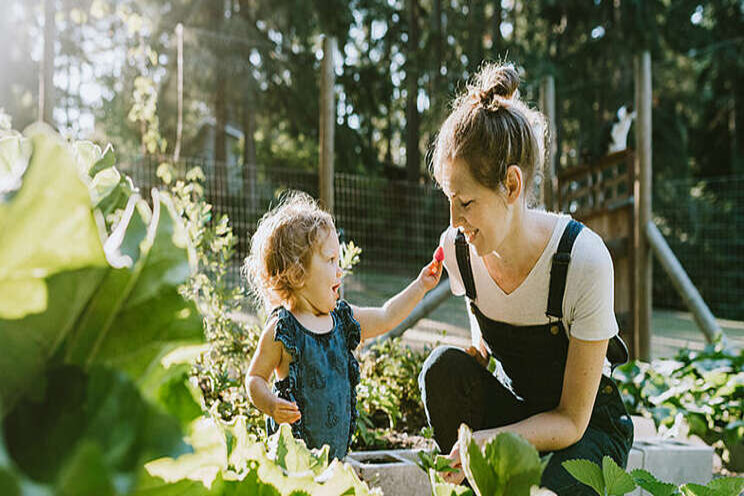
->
xmin=144 ymin=420 xmax=381 ymax=495
xmin=429 ymin=424 xmax=555 ymax=496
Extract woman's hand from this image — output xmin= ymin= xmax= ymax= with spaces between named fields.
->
xmin=442 ymin=442 xmax=466 ymax=485
xmin=465 ymin=344 xmax=490 ymax=368
xmin=270 ymin=397 xmax=302 ymax=424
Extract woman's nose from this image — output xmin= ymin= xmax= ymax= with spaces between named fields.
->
xmin=449 ymin=202 xmax=463 ymax=228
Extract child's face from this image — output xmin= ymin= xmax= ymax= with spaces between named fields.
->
xmin=294 ymin=228 xmax=343 ymax=315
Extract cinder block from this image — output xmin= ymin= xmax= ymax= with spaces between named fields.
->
xmin=625 ymin=439 xmax=713 ymax=496
xmin=346 ymin=449 xmax=431 ymax=496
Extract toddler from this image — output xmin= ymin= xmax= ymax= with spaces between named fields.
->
xmin=244 ymin=191 xmax=442 ymax=460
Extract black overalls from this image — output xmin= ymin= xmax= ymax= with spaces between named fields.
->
xmin=418 ymin=220 xmax=634 ymax=495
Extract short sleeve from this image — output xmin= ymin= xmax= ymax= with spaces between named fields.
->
xmin=272 ymin=307 xmax=300 ymax=358
xmin=335 ymin=300 xmax=361 ymax=351
xmin=440 ymin=227 xmax=466 ymax=297
xmin=565 ymin=230 xmax=619 ymax=341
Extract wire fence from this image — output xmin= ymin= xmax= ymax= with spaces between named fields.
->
xmin=121 ymin=156 xmax=450 ymax=286
xmin=652 ymin=175 xmax=744 ymax=321
xmin=121 ymin=156 xmax=744 ymax=322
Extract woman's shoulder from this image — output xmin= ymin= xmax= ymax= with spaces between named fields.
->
xmin=570 ymin=222 xmax=614 ymax=273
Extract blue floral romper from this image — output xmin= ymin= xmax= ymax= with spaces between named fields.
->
xmin=266 ymin=300 xmax=361 ymax=460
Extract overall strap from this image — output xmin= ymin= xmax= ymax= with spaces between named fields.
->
xmin=546 ymin=219 xmax=584 ymax=319
xmin=455 ymin=231 xmax=477 ymax=301
xmin=546 ymin=219 xmax=630 ymax=369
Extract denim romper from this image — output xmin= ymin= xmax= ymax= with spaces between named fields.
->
xmin=419 ymin=220 xmax=634 ymax=495
xmin=266 ymin=300 xmax=361 ymax=460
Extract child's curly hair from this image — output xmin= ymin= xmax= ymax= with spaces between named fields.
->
xmin=243 ymin=191 xmax=335 ymax=312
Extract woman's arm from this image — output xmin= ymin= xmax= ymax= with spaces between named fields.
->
xmin=352 ymin=258 xmax=443 ymax=342
xmin=473 ymin=336 xmax=608 ymax=450
xmin=246 ymin=320 xmax=302 ymax=424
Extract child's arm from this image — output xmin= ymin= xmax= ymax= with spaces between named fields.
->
xmin=351 ymin=249 xmax=443 ymax=342
xmin=246 ymin=320 xmax=301 ymax=424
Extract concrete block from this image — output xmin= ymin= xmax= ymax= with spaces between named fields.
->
xmin=346 ymin=449 xmax=431 ymax=496
xmin=625 ymin=438 xmax=713 ymax=496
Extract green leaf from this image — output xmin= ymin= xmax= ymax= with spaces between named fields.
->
xmin=630 ymin=469 xmax=678 ymax=496
xmin=146 ymin=416 xmax=228 ymax=489
xmin=602 ymin=456 xmax=636 ymax=495
xmin=4 ymin=365 xmax=188 ymax=492
xmin=458 ymin=424 xmax=499 ymax=496
xmin=485 ymin=431 xmax=543 ymax=490
xmin=706 ymin=476 xmax=744 ymax=496
xmin=0 ymin=126 xmax=107 ymax=320
xmin=429 ymin=468 xmax=475 ymax=496
xmin=66 ymin=190 xmax=203 ymax=379
xmin=54 ymin=441 xmax=115 ymax=496
xmin=679 ymin=483 xmax=718 ymax=496
xmin=89 ymin=144 xmax=116 ymax=177
xmin=562 ymin=459 xmax=605 ymax=495
xmin=0 ymin=131 xmax=32 ymax=197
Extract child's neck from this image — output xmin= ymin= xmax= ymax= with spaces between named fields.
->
xmin=287 ymin=301 xmax=334 ymax=334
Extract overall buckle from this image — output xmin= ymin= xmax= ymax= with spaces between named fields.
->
xmin=552 ymin=252 xmax=571 ymax=265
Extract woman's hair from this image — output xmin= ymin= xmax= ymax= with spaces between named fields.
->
xmin=431 ymin=62 xmax=547 ymax=199
xmin=243 ymin=191 xmax=335 ymax=311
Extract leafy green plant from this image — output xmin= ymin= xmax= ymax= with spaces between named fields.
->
xmin=614 ymin=336 xmax=744 ymax=470
xmin=353 ymin=338 xmax=431 ymax=450
xmin=429 ymin=424 xmax=555 ymax=496
xmin=562 ymin=456 xmax=744 ymax=496
xmin=145 ymin=420 xmax=382 ymax=495
xmin=156 ymin=161 xmax=264 ymax=432
xmin=0 ymin=124 xmax=205 ymax=493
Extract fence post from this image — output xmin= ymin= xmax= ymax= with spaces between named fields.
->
xmin=634 ymin=50 xmax=653 ymax=361
xmin=319 ymin=35 xmax=337 ymax=214
xmin=539 ymin=74 xmax=557 ymax=211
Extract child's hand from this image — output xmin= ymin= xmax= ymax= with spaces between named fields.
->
xmin=417 ymin=246 xmax=444 ymax=292
xmin=270 ymin=397 xmax=302 ymax=424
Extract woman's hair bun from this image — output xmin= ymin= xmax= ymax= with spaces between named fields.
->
xmin=471 ymin=63 xmax=520 ymax=107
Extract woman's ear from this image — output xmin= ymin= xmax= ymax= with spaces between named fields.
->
xmin=504 ymin=165 xmax=523 ymax=204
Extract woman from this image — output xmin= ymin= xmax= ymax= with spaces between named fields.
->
xmin=418 ymin=62 xmax=633 ymax=495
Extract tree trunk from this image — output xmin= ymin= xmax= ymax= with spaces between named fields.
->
xmin=39 ymin=0 xmax=55 ymax=125
xmin=491 ymin=0 xmax=502 ymax=57
xmin=242 ymin=90 xmax=257 ymax=211
xmin=212 ymin=1 xmax=227 ymax=195
xmin=468 ymin=0 xmax=484 ymax=72
xmin=432 ymin=0 xmax=443 ymax=107
xmin=406 ymin=0 xmax=420 ymax=182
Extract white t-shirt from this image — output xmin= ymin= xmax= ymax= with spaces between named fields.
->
xmin=440 ymin=213 xmax=619 ymax=347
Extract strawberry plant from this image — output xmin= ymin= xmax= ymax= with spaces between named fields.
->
xmin=614 ymin=336 xmax=744 ymax=471
xmin=562 ymin=456 xmax=744 ymax=496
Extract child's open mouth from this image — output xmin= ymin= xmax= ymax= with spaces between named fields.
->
xmin=332 ymin=282 xmax=341 ymax=298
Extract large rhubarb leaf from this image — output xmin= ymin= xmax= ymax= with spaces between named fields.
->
xmin=0 ymin=125 xmax=107 ymax=320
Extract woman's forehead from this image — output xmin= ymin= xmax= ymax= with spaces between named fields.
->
xmin=439 ymin=158 xmax=477 ymax=197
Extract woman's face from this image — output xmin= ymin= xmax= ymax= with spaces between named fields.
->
xmin=438 ymin=158 xmax=517 ymax=256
